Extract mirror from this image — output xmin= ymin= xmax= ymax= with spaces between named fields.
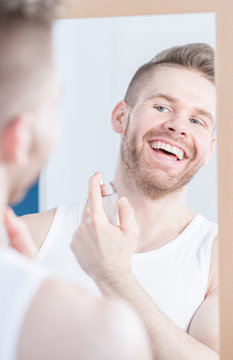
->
xmin=40 ymin=12 xmax=216 ymax=222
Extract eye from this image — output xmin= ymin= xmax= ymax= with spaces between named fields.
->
xmin=190 ymin=118 xmax=204 ymax=126
xmin=155 ymin=105 xmax=170 ymax=113
xmin=191 ymin=118 xmax=200 ymax=125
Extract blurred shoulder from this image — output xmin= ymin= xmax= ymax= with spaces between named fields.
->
xmin=18 ymin=277 xmax=151 ymax=360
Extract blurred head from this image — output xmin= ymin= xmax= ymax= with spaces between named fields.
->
xmin=0 ymin=0 xmax=61 ymax=203
xmin=112 ymin=43 xmax=215 ymax=199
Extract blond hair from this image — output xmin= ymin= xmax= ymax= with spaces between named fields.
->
xmin=124 ymin=43 xmax=214 ymax=106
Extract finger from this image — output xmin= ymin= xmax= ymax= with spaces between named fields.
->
xmin=118 ymin=197 xmax=138 ymax=235
xmin=100 ymin=183 xmax=109 ymax=196
xmin=4 ymin=207 xmax=21 ymax=238
xmin=81 ymin=203 xmax=91 ymax=222
xmin=88 ymin=171 xmax=106 ymax=219
xmin=4 ymin=207 xmax=37 ymax=259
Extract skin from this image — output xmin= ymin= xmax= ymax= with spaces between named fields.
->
xmin=23 ymin=65 xmax=219 ymax=358
xmin=3 ymin=205 xmax=151 ymax=360
xmin=0 ymin=23 xmax=152 ymax=360
xmin=71 ymin=172 xmax=219 ymax=360
xmin=119 ymin=71 xmax=215 ymax=198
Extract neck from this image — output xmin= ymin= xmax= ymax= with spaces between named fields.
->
xmin=113 ymin=159 xmax=195 ymax=252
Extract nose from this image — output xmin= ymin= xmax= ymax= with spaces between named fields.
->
xmin=163 ymin=114 xmax=187 ymax=137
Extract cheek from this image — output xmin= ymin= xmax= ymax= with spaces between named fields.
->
xmin=50 ymin=120 xmax=60 ymax=148
xmin=194 ymin=135 xmax=212 ymax=158
xmin=34 ymin=122 xmax=57 ymax=162
xmin=129 ymin=114 xmax=153 ymax=139
xmin=42 ymin=108 xmax=59 ymax=148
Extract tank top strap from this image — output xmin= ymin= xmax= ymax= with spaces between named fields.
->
xmin=37 ymin=203 xmax=80 ymax=262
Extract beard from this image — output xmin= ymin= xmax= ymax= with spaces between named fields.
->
xmin=120 ymin=118 xmax=206 ymax=200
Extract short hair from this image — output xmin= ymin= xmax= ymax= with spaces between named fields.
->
xmin=0 ymin=0 xmax=61 ymax=24
xmin=124 ymin=43 xmax=215 ymax=106
xmin=0 ymin=0 xmax=61 ymax=129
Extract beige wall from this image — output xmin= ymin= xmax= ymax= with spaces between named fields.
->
xmin=59 ymin=1 xmax=233 ymax=358
xmin=60 ymin=0 xmax=217 ymax=18
xmin=216 ymin=1 xmax=233 ymax=358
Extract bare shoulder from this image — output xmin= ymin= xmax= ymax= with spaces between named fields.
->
xmin=206 ymin=235 xmax=219 ymax=296
xmin=18 ymin=277 xmax=152 ymax=360
xmin=21 ymin=208 xmax=57 ymax=250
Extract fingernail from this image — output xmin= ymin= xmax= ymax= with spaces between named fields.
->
xmin=119 ymin=197 xmax=128 ymax=204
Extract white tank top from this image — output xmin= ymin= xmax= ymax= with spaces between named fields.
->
xmin=37 ymin=202 xmax=218 ymax=331
xmin=0 ymin=247 xmax=48 ymax=360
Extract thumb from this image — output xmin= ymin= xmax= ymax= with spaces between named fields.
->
xmin=4 ymin=207 xmax=37 ymax=259
xmin=118 ymin=197 xmax=139 ymax=235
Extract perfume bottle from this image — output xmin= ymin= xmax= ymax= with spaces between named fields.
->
xmin=101 ymin=182 xmax=119 ymax=226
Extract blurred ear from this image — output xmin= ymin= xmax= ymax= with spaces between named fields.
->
xmin=203 ymin=136 xmax=215 ymax=166
xmin=1 ymin=115 xmax=32 ymax=167
xmin=111 ymin=101 xmax=130 ymax=134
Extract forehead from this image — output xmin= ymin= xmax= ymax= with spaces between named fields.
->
xmin=138 ymin=65 xmax=216 ymax=114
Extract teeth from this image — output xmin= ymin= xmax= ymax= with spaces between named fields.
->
xmin=151 ymin=141 xmax=184 ymax=160
xmin=165 ymin=144 xmax=170 ymax=152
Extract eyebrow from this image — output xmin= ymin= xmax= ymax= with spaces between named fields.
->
xmin=146 ymin=93 xmax=176 ymax=103
xmin=146 ymin=92 xmax=214 ymax=124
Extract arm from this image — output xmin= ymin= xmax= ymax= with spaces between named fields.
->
xmin=95 ymin=265 xmax=219 ymax=360
xmin=18 ymin=278 xmax=152 ymax=360
xmin=188 ymin=236 xmax=219 ymax=352
xmin=71 ymin=172 xmax=219 ymax=360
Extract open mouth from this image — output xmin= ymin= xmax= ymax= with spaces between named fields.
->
xmin=149 ymin=140 xmax=185 ymax=161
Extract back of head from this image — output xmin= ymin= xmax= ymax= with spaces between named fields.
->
xmin=124 ymin=43 xmax=215 ymax=107
xmin=0 ymin=0 xmax=61 ymax=129
xmin=0 ymin=0 xmax=60 ymax=22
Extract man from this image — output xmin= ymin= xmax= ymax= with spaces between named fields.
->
xmin=0 ymin=1 xmax=152 ymax=360
xmin=23 ymin=43 xmax=219 ymax=358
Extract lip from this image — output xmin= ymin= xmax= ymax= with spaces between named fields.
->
xmin=148 ymin=138 xmax=188 ymax=159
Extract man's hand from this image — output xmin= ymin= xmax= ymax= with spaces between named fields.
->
xmin=4 ymin=207 xmax=37 ymax=259
xmin=70 ymin=172 xmax=139 ymax=281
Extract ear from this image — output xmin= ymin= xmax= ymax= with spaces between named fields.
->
xmin=111 ymin=101 xmax=130 ymax=134
xmin=203 ymin=136 xmax=216 ymax=166
xmin=1 ymin=115 xmax=32 ymax=167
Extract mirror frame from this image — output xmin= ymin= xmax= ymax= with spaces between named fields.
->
xmin=58 ymin=1 xmax=232 ymax=358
